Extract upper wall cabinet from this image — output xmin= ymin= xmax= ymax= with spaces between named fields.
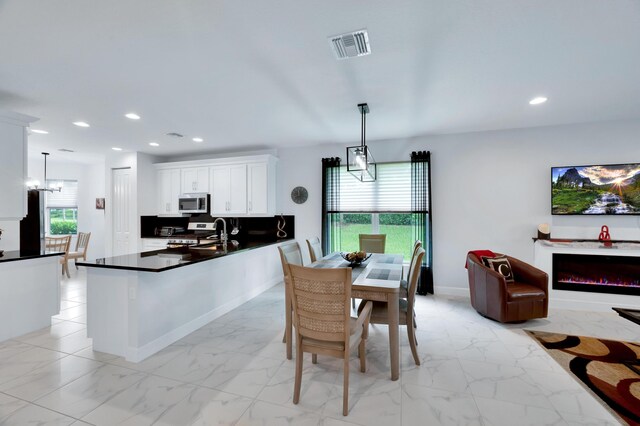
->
xmin=181 ymin=167 xmax=209 ymax=194
xmin=154 ymin=154 xmax=277 ymax=217
xmin=247 ymin=162 xmax=270 ymax=215
xmin=210 ymin=164 xmax=247 ymax=215
xmin=0 ymin=112 xmax=39 ymax=220
xmin=157 ymin=168 xmax=181 ymax=215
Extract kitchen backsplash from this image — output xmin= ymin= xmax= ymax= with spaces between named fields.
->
xmin=140 ymin=215 xmax=295 ymax=241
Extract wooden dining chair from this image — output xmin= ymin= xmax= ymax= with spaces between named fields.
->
xmin=277 ymin=241 xmax=304 ymax=360
xmin=68 ymin=232 xmax=91 ymax=269
xmin=359 ymin=234 xmax=386 ymax=254
xmin=359 ymin=247 xmax=425 ymax=365
xmin=400 ymin=240 xmax=422 ymax=299
xmin=288 ymin=264 xmax=373 ymax=416
xmin=306 ymin=237 xmax=323 ymax=263
xmin=45 ymin=235 xmax=72 ymax=278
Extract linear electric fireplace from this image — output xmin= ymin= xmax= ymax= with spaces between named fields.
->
xmin=552 ymin=253 xmax=640 ymax=296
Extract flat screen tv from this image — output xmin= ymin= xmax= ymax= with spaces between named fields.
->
xmin=551 ymin=163 xmax=640 ymax=215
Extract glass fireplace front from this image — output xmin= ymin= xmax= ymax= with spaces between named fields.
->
xmin=552 ymin=253 xmax=640 ymax=296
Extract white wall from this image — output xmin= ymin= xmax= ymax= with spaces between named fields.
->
xmin=0 ymin=221 xmax=19 ymax=251
xmin=26 ymin=156 xmax=107 ymax=259
xmin=276 ymin=118 xmax=640 ymax=294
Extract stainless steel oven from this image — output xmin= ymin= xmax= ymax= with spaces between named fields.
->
xmin=178 ymin=194 xmax=209 ymax=214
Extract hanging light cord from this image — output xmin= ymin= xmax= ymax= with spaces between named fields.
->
xmin=360 ymin=108 xmax=367 ymax=148
xmin=43 ymin=152 xmax=48 ymax=187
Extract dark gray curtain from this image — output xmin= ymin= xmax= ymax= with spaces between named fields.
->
xmin=411 ymin=151 xmax=433 ymax=294
xmin=321 ymin=157 xmax=341 ymax=254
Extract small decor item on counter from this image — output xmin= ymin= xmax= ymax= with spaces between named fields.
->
xmin=96 ymin=198 xmax=105 ymax=210
xmin=598 ymin=225 xmax=613 ymax=248
xmin=277 ymin=214 xmax=287 ymax=238
xmin=341 ymin=251 xmax=372 ymax=267
xmin=537 ymin=223 xmax=551 ymax=240
xmin=229 ymin=218 xmax=240 ymax=235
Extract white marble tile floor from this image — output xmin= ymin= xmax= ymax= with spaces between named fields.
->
xmin=0 ymin=269 xmax=636 ymax=425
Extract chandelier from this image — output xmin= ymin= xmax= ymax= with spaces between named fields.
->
xmin=346 ymin=103 xmax=376 ymax=182
xmin=26 ymin=152 xmax=63 ymax=192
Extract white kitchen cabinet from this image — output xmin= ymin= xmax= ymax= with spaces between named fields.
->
xmin=247 ymin=162 xmax=269 ymax=215
xmin=181 ymin=167 xmax=209 ymax=194
xmin=155 ymin=154 xmax=277 ymax=217
xmin=157 ymin=169 xmax=181 ymax=215
xmin=210 ymin=164 xmax=247 ymax=215
xmin=0 ymin=112 xmax=38 ymax=220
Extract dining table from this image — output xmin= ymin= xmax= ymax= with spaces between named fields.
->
xmin=285 ymin=252 xmax=404 ymax=381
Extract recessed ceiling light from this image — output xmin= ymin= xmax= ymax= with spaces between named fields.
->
xmin=73 ymin=121 xmax=90 ymax=127
xmin=529 ymin=96 xmax=548 ymax=105
xmin=192 ymin=137 xmax=204 ymax=143
xmin=31 ymin=129 xmax=49 ymax=134
xmin=125 ymin=113 xmax=141 ymax=120
xmin=149 ymin=142 xmax=159 ymax=147
xmin=112 ymin=147 xmax=123 ymax=151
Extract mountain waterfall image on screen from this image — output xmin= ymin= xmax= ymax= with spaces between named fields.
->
xmin=551 ymin=163 xmax=640 ymax=215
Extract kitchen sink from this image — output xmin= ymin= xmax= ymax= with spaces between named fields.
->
xmin=189 ymin=242 xmax=228 ymax=253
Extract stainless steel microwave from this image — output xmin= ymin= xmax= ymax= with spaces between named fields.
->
xmin=178 ymin=194 xmax=209 ymax=214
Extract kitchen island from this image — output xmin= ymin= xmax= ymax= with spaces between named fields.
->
xmin=0 ymin=250 xmax=62 ymax=342
xmin=78 ymin=239 xmax=287 ymax=362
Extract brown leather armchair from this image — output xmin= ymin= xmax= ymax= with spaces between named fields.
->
xmin=467 ymin=253 xmax=548 ymax=323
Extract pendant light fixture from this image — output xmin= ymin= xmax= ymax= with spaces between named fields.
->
xmin=26 ymin=152 xmax=63 ymax=192
xmin=346 ymin=103 xmax=376 ymax=182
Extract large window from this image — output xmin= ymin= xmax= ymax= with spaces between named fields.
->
xmin=46 ymin=180 xmax=78 ymax=235
xmin=322 ymin=153 xmax=433 ymax=294
xmin=334 ymin=163 xmax=413 ymax=258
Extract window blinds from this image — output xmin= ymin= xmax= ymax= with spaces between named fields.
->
xmin=46 ymin=180 xmax=78 ymax=208
xmin=337 ymin=162 xmax=411 ymax=212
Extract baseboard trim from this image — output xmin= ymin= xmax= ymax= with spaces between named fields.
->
xmin=433 ymin=285 xmax=469 ymax=298
xmin=126 ymin=276 xmax=280 ymax=362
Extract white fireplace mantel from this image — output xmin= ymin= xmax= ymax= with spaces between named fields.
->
xmin=534 ymin=240 xmax=640 ymax=312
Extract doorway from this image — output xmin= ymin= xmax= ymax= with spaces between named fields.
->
xmin=112 ymin=168 xmax=132 ymax=255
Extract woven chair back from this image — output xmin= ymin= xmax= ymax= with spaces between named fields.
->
xmin=288 ymin=264 xmax=352 ymax=343
xmin=407 ymin=247 xmax=425 ymax=309
xmin=277 ymin=241 xmax=303 ymax=282
xmin=306 ymin=237 xmax=323 ymax=263
xmin=359 ymin=234 xmax=386 ymax=254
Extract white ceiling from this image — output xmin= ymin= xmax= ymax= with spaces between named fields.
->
xmin=1 ymin=0 xmax=639 ymax=162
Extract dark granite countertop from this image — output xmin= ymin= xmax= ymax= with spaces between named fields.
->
xmin=0 ymin=250 xmax=64 ymax=264
xmin=77 ymin=239 xmax=290 ymax=273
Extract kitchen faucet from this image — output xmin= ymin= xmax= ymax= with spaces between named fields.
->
xmin=212 ymin=217 xmax=228 ymax=242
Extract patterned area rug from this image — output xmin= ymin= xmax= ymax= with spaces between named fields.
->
xmin=527 ymin=330 xmax=640 ymax=426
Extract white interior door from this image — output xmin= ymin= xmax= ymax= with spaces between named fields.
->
xmin=112 ymin=168 xmax=132 ymax=255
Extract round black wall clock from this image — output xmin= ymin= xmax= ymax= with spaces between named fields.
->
xmin=291 ymin=186 xmax=308 ymax=204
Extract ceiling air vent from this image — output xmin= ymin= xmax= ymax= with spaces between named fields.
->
xmin=165 ymin=132 xmax=184 ymax=138
xmin=58 ymin=148 xmax=75 ymax=153
xmin=329 ymin=29 xmax=371 ymax=60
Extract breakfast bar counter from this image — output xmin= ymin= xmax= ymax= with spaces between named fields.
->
xmin=79 ymin=239 xmax=287 ymax=362
xmin=77 ymin=239 xmax=286 ymax=272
